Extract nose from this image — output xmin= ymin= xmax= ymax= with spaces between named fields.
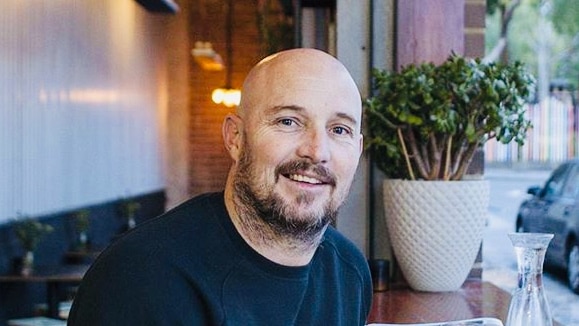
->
xmin=296 ymin=128 xmax=330 ymax=164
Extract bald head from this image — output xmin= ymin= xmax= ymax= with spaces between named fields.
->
xmin=221 ymin=48 xmax=364 ymax=260
xmin=238 ymin=48 xmax=362 ymax=131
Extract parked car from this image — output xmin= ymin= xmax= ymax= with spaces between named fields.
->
xmin=515 ymin=160 xmax=579 ymax=293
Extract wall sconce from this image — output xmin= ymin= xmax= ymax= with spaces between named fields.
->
xmin=192 ymin=42 xmax=224 ymax=71
xmin=212 ymin=0 xmax=240 ymax=107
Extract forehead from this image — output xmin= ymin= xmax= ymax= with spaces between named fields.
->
xmin=259 ymin=73 xmax=361 ymax=124
xmin=240 ymin=50 xmax=362 ymax=125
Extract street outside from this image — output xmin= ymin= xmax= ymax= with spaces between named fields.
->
xmin=483 ymin=167 xmax=579 ymax=326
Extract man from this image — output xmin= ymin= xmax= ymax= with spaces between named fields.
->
xmin=68 ymin=48 xmax=372 ymax=325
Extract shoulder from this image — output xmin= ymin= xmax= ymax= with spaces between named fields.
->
xmin=69 ymin=192 xmax=230 ymax=324
xmin=80 ymin=192 xmax=228 ymax=281
xmin=321 ymin=227 xmax=367 ymax=264
xmin=317 ymin=227 xmax=371 ymax=285
xmin=316 ymin=227 xmax=373 ymax=318
xmin=160 ymin=191 xmax=225 ymax=220
xmin=105 ymin=192 xmax=226 ymax=254
xmin=130 ymin=191 xmax=225 ymax=237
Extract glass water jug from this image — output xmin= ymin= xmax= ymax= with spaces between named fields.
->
xmin=505 ymin=232 xmax=554 ymax=326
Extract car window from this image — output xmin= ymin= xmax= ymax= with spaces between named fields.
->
xmin=563 ymin=165 xmax=579 ymax=198
xmin=541 ymin=164 xmax=570 ymax=198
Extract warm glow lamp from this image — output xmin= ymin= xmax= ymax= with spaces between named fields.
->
xmin=211 ymin=87 xmax=241 ymax=107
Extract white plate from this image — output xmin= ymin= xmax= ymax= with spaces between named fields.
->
xmin=366 ymin=317 xmax=503 ymax=326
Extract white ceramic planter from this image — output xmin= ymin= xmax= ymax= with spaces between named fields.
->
xmin=383 ymin=179 xmax=490 ymax=292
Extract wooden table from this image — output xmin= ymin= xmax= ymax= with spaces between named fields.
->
xmin=367 ymin=280 xmax=561 ymax=325
xmin=0 ymin=264 xmax=89 ymax=319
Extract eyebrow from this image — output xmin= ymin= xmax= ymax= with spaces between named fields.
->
xmin=265 ymin=105 xmax=359 ymax=127
xmin=264 ymin=105 xmax=304 ymax=116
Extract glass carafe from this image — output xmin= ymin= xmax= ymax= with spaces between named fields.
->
xmin=506 ymin=232 xmax=554 ymax=326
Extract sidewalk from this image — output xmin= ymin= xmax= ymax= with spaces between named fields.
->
xmin=484 ymin=166 xmax=552 ymax=182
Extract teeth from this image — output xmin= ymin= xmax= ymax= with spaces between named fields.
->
xmin=289 ymin=174 xmax=322 ymax=184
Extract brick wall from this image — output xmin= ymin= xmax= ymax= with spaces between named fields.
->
xmin=188 ymin=0 xmax=263 ymax=196
xmin=464 ymin=0 xmax=486 ymax=59
xmin=465 ymin=0 xmax=487 ymax=178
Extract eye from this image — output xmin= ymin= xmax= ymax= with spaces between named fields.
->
xmin=331 ymin=126 xmax=352 ymax=136
xmin=275 ymin=117 xmax=303 ymax=130
xmin=279 ymin=118 xmax=296 ymax=127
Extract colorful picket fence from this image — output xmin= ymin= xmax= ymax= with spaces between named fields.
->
xmin=484 ymin=94 xmax=578 ymax=166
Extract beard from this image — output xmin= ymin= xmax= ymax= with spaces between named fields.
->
xmin=232 ymin=140 xmax=341 ymax=244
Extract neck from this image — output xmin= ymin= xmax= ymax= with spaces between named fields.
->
xmin=224 ymin=185 xmax=326 ymax=267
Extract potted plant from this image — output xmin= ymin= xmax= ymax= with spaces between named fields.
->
xmin=72 ymin=209 xmax=90 ymax=251
xmin=118 ymin=198 xmax=140 ymax=232
xmin=13 ymin=215 xmax=54 ymax=276
xmin=365 ymin=54 xmax=535 ymax=291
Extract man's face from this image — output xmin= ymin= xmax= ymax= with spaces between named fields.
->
xmin=232 ymin=70 xmax=363 ymax=238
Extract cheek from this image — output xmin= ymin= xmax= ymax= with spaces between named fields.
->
xmin=332 ymin=144 xmax=361 ymax=176
xmin=248 ymin=137 xmax=288 ymax=176
xmin=252 ymin=131 xmax=293 ymax=164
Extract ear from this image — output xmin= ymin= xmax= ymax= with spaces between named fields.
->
xmin=222 ymin=113 xmax=243 ymax=162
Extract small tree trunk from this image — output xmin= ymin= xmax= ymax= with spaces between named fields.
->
xmin=483 ymin=0 xmax=522 ymax=64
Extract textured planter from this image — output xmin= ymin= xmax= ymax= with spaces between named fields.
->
xmin=383 ymin=179 xmax=490 ymax=292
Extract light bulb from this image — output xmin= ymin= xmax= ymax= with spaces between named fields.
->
xmin=222 ymin=89 xmax=241 ymax=107
xmin=211 ymin=88 xmax=225 ymax=104
xmin=212 ymin=88 xmax=240 ymax=107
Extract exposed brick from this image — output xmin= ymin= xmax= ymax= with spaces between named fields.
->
xmin=465 ymin=2 xmax=486 ymax=28
xmin=464 ymin=32 xmax=486 ymax=58
xmin=188 ymin=0 xmax=263 ymax=196
xmin=464 ymin=0 xmax=486 ymax=58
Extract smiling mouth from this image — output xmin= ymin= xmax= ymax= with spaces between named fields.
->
xmin=276 ymin=160 xmax=336 ymax=186
xmin=287 ymin=174 xmax=323 ymax=184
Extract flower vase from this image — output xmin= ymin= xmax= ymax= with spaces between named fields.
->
xmin=506 ymin=232 xmax=554 ymax=326
xmin=21 ymin=251 xmax=34 ymax=276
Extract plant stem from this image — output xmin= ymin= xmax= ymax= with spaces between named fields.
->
xmin=398 ymin=128 xmax=415 ymax=180
xmin=443 ymin=136 xmax=452 ymax=180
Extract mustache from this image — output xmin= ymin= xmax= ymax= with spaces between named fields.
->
xmin=275 ymin=160 xmax=337 ymax=186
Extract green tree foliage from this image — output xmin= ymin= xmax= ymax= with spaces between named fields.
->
xmin=550 ymin=0 xmax=579 ymax=86
xmin=484 ymin=0 xmax=529 ymax=63
xmin=551 ymin=0 xmax=579 ymax=36
xmin=486 ymin=0 xmax=579 ymax=89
